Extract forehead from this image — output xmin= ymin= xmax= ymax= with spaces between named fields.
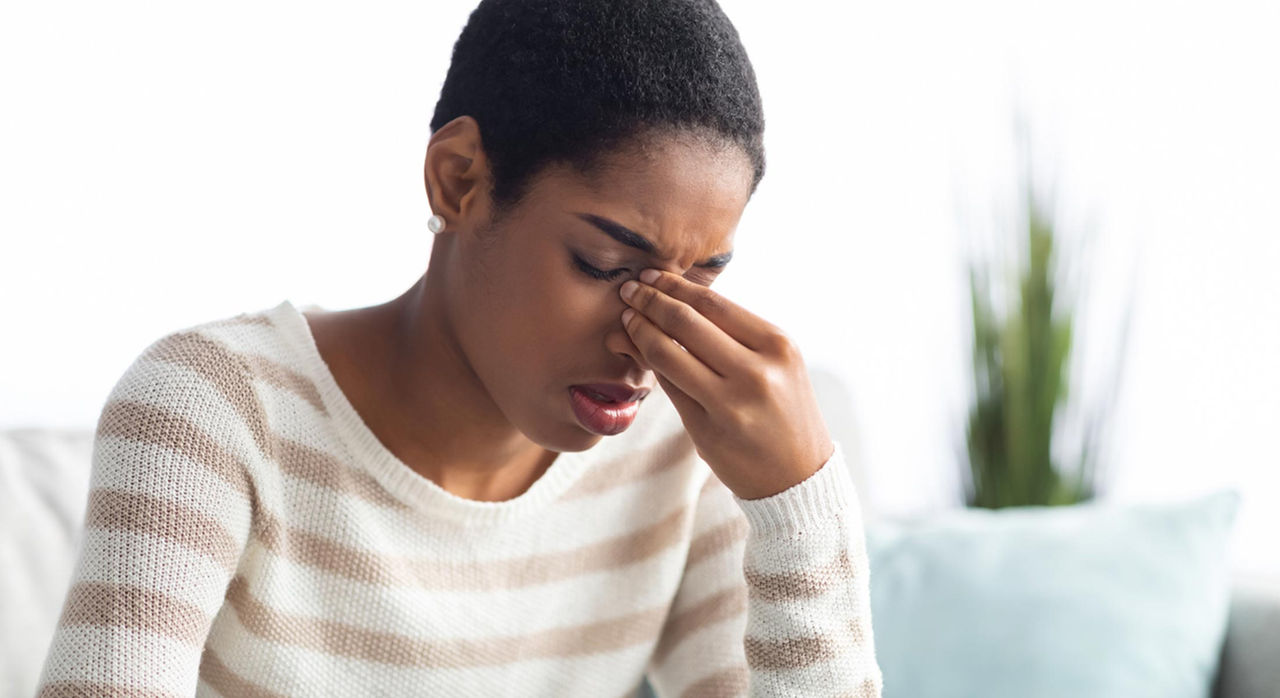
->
xmin=530 ymin=135 xmax=753 ymax=263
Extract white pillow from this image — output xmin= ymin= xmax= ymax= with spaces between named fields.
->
xmin=0 ymin=427 xmax=95 ymax=698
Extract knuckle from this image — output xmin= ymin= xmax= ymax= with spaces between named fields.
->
xmin=741 ymin=366 xmax=772 ymax=395
xmin=643 ymin=335 xmax=673 ymax=363
xmin=764 ymin=328 xmax=797 ymax=358
xmin=724 ymin=407 xmax=749 ymax=432
xmin=725 ymin=405 xmax=762 ymax=434
xmin=693 ymin=290 xmax=729 ymax=318
xmin=741 ymin=363 xmax=788 ymax=398
xmin=764 ymin=364 xmax=791 ymax=393
xmin=628 ymin=318 xmax=662 ymax=354
xmin=667 ymin=304 xmax=699 ymax=334
xmin=632 ymin=284 xmax=657 ymax=311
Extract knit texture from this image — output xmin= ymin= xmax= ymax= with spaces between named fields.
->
xmin=35 ymin=299 xmax=884 ymax=697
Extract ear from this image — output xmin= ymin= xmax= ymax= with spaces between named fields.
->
xmin=423 ymin=116 xmax=492 ymax=232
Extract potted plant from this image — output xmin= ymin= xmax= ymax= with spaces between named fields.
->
xmin=959 ymin=116 xmax=1135 ymax=509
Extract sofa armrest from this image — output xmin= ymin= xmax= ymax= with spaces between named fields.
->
xmin=1213 ymin=573 xmax=1280 ymax=698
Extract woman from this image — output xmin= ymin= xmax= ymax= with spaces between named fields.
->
xmin=37 ymin=0 xmax=884 ymax=695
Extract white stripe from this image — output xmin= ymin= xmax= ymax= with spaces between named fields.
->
xmin=37 ymin=624 xmax=203 ymax=694
xmin=92 ymin=434 xmax=253 ymax=534
xmin=205 ymin=606 xmax=653 ymax=697
xmin=233 ymin=535 xmax=683 ymax=639
xmin=71 ymin=527 xmax=233 ymax=615
xmin=647 ymin=613 xmax=748 ymax=692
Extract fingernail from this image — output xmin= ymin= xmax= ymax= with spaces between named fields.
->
xmin=622 ymin=308 xmax=635 ymax=325
xmin=620 ymin=280 xmax=638 ymax=301
xmin=639 ymin=268 xmax=660 ymax=284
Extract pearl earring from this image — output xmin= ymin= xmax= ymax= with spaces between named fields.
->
xmin=428 ymin=214 xmax=447 ymax=234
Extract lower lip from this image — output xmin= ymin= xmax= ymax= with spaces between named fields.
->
xmin=568 ymin=386 xmax=640 ymax=435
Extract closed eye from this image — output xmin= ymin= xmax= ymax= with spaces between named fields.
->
xmin=571 ymin=252 xmax=628 ymax=282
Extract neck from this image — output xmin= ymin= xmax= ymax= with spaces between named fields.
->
xmin=364 ymin=266 xmax=555 ymax=501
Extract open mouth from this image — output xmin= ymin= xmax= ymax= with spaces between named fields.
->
xmin=568 ymin=386 xmax=641 ymax=435
xmin=581 ymin=388 xmax=618 ymax=403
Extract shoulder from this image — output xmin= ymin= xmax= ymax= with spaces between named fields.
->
xmin=102 ymin=306 xmax=285 ymax=459
xmin=87 ymin=308 xmax=293 ymax=507
xmin=130 ymin=305 xmax=280 ymax=398
xmin=124 ymin=301 xmax=312 ymax=407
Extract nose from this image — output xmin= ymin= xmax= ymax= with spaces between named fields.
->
xmin=605 ymin=321 xmax=654 ymax=374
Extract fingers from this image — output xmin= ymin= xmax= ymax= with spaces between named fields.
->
xmin=621 ymin=306 xmax=720 ymax=407
xmin=632 ymin=269 xmax=783 ymax=353
xmin=620 ymin=277 xmax=750 ymax=378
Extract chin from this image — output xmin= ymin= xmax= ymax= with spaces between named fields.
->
xmin=539 ymin=432 xmax=604 ymax=456
xmin=565 ymin=433 xmax=606 ymax=452
xmin=522 ymin=417 xmax=606 ymax=454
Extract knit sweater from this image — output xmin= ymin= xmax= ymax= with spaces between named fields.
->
xmin=35 ymin=299 xmax=884 ymax=697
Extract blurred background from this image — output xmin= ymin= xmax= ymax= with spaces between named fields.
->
xmin=1 ymin=0 xmax=1276 ymax=586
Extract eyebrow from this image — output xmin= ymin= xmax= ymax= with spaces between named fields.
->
xmin=573 ymin=212 xmax=734 ymax=269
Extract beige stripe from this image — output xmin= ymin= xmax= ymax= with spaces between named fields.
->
xmin=58 ymin=581 xmax=210 ymax=647
xmin=86 ymin=488 xmax=240 ymax=573
xmin=645 ymin=477 xmax=749 ymax=667
xmin=651 ymin=586 xmax=748 ymax=665
xmin=686 ymin=516 xmax=749 ymax=569
xmin=678 ymin=664 xmax=749 ymax=698
xmin=183 ymin=337 xmax=416 ymax=512
xmin=851 ymin=615 xmax=868 ymax=646
xmin=674 ymin=474 xmax=747 ymax=571
xmin=144 ymin=330 xmax=273 ymax=459
xmin=39 ymin=682 xmax=182 ymax=698
xmin=229 ymin=349 xmax=411 ymax=511
xmin=252 ymin=498 xmax=692 ymax=590
xmin=743 ymin=614 xmax=866 ymax=671
xmin=273 ymin=436 xmax=408 ymax=510
xmin=563 ymin=429 xmax=694 ymax=499
xmin=199 ymin=648 xmax=290 ymax=698
xmin=240 ymin=351 xmax=327 ymax=416
xmin=125 ymin=332 xmax=409 ymax=513
xmin=224 ymin=575 xmax=669 ymax=668
xmin=98 ymin=399 xmax=252 ymax=498
xmin=842 ymin=676 xmax=882 ymax=698
xmin=744 ymin=547 xmax=856 ymax=603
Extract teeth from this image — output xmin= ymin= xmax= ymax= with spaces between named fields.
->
xmin=586 ymin=389 xmax=616 ymax=403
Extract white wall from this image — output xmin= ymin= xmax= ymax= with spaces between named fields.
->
xmin=2 ymin=0 xmax=1276 ymax=578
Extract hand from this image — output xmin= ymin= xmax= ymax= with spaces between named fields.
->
xmin=619 ymin=268 xmax=835 ymax=500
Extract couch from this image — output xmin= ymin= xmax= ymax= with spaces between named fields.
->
xmin=3 ymin=367 xmax=1277 ymax=697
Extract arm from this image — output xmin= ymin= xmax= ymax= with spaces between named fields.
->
xmin=35 ymin=330 xmax=262 ymax=697
xmin=644 ymin=440 xmax=883 ymax=697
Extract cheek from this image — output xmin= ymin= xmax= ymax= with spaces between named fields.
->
xmin=473 ymin=256 xmax=591 ymax=355
xmin=475 ymin=243 xmax=621 ymax=350
xmin=545 ymin=284 xmax=613 ymax=346
xmin=563 ymin=282 xmax=632 ymax=340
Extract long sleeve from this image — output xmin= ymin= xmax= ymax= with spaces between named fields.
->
xmin=644 ymin=440 xmax=883 ymax=697
xmin=34 ymin=330 xmax=263 ymax=697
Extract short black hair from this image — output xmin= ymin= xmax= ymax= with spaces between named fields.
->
xmin=429 ymin=0 xmax=766 ymax=221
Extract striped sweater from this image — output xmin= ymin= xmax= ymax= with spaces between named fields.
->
xmin=35 ymin=299 xmax=884 ymax=697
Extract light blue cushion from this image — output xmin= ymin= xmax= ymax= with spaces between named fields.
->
xmin=866 ymin=489 xmax=1241 ymax=698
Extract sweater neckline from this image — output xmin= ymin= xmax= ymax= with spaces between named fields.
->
xmin=265 ymin=298 xmax=593 ymax=526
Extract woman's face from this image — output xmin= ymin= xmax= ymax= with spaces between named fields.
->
xmin=439 ymin=131 xmax=755 ymax=453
